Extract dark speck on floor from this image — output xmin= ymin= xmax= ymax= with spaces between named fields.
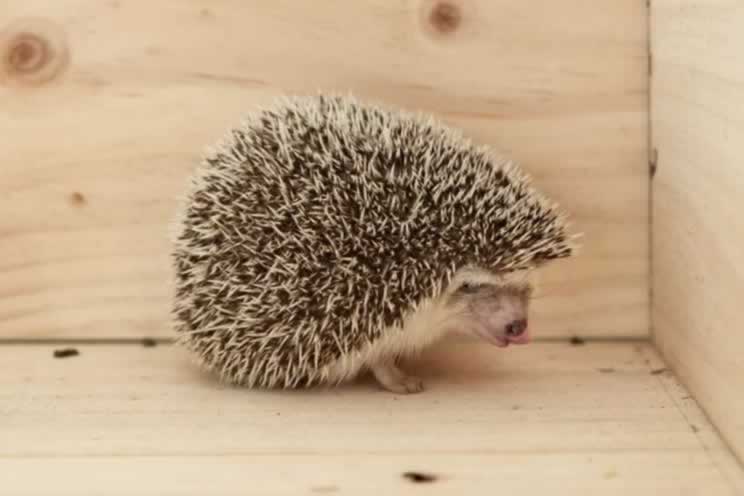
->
xmin=569 ymin=336 xmax=585 ymax=346
xmin=53 ymin=348 xmax=79 ymax=359
xmin=650 ymin=368 xmax=667 ymax=375
xmin=403 ymin=472 xmax=437 ymax=483
xmin=141 ymin=338 xmax=157 ymax=347
xmin=691 ymin=425 xmax=699 ymax=433
xmin=604 ymin=469 xmax=618 ymax=480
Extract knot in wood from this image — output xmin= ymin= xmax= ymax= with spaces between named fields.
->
xmin=7 ymin=34 xmax=48 ymax=74
xmin=1 ymin=18 xmax=69 ymax=85
xmin=429 ymin=1 xmax=461 ymax=34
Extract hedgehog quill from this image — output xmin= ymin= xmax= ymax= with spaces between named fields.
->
xmin=171 ymin=94 xmax=578 ymax=394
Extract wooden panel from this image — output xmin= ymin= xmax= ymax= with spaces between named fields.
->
xmin=651 ymin=0 xmax=744 ymax=463
xmin=0 ymin=1 xmax=649 ymax=339
xmin=0 ymin=453 xmax=739 ymax=496
xmin=1 ymin=342 xmax=742 ymax=494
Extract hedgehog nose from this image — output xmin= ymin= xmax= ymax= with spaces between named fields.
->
xmin=505 ymin=319 xmax=527 ymax=337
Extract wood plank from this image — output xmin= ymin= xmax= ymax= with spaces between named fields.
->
xmin=0 ymin=342 xmax=741 ymax=494
xmin=0 ymin=0 xmax=649 ymax=339
xmin=651 ymin=0 xmax=744 ymax=463
xmin=0 ymin=453 xmax=736 ymax=496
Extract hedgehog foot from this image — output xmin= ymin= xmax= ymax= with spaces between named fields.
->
xmin=372 ymin=362 xmax=424 ymax=394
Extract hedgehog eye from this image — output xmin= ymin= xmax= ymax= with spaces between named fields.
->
xmin=458 ymin=282 xmax=482 ymax=294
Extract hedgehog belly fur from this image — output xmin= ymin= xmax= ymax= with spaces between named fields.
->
xmin=320 ymin=293 xmax=451 ymax=385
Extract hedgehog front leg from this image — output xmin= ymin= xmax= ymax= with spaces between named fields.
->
xmin=371 ymin=361 xmax=424 ymax=394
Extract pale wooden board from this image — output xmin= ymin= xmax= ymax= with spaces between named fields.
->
xmin=0 ymin=1 xmax=649 ymax=339
xmin=651 ymin=0 xmax=744 ymax=463
xmin=1 ymin=342 xmax=742 ymax=495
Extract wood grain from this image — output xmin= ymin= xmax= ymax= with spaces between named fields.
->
xmin=1 ymin=342 xmax=741 ymax=495
xmin=0 ymin=0 xmax=649 ymax=339
xmin=651 ymin=0 xmax=744 ymax=463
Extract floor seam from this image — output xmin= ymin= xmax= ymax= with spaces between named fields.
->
xmin=641 ymin=346 xmax=739 ymax=496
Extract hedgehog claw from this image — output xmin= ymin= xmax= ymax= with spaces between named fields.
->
xmin=372 ymin=363 xmax=425 ymax=394
xmin=401 ymin=376 xmax=425 ymax=394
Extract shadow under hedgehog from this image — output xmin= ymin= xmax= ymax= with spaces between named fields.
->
xmin=171 ymin=94 xmax=579 ymax=394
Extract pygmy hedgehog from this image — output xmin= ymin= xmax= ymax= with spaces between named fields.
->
xmin=171 ymin=94 xmax=577 ymax=394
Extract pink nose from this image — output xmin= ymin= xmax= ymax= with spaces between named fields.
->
xmin=505 ymin=319 xmax=528 ymax=338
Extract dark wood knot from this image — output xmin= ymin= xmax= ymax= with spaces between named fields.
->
xmin=69 ymin=191 xmax=86 ymax=206
xmin=1 ymin=18 xmax=69 ymax=85
xmin=428 ymin=1 xmax=461 ymax=35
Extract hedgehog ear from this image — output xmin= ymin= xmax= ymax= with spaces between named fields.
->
xmin=499 ymin=268 xmax=528 ymax=285
xmin=503 ymin=269 xmax=535 ymax=299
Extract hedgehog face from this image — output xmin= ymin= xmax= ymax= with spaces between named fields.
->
xmin=445 ymin=271 xmax=532 ymax=348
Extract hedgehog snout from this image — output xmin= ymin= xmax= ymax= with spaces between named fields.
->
xmin=505 ymin=319 xmax=527 ymax=337
xmin=504 ymin=318 xmax=530 ymax=345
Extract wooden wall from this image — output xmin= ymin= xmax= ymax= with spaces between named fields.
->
xmin=651 ymin=0 xmax=744 ymax=462
xmin=0 ymin=1 xmax=649 ymax=340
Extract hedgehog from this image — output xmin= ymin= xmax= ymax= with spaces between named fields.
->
xmin=171 ymin=94 xmax=577 ymax=394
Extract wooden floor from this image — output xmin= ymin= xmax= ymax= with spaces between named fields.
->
xmin=1 ymin=341 xmax=742 ymax=495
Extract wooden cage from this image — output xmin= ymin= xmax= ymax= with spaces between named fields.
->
xmin=1 ymin=1 xmax=742 ymax=493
